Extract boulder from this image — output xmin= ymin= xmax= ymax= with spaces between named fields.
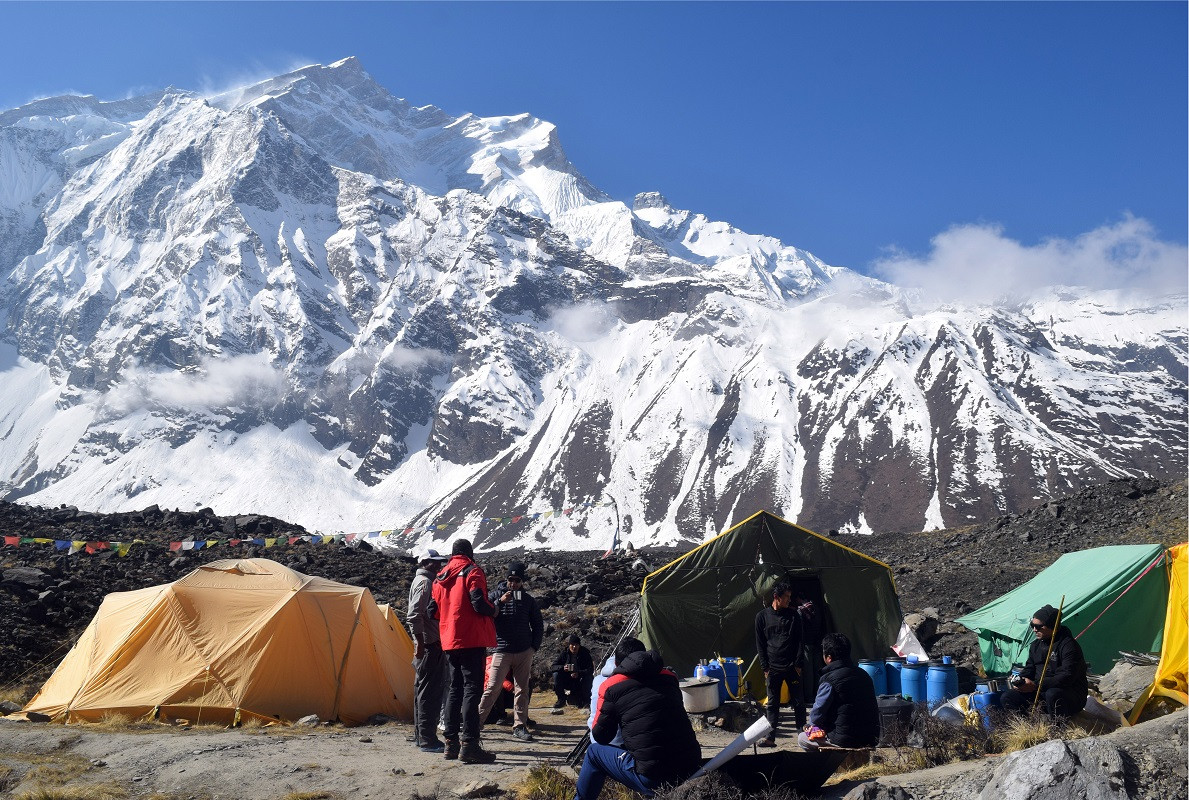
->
xmin=978 ymin=737 xmax=1126 ymax=800
xmin=2 ymin=567 xmax=47 ymax=589
xmin=1096 ymin=660 xmax=1157 ymax=711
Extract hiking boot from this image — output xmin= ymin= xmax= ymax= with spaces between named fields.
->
xmin=443 ymin=738 xmax=460 ymax=760
xmin=459 ymin=741 xmax=497 ymax=764
xmin=512 ymin=725 xmax=534 ymax=742
xmin=419 ymin=739 xmax=445 ymax=753
xmin=758 ymin=736 xmax=776 ymax=748
xmin=550 ymin=703 xmax=565 ymax=715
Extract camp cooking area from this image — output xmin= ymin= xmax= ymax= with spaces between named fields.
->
xmin=1 ymin=482 xmax=1186 ymax=799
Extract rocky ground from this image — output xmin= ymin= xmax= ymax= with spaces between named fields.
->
xmin=2 ymin=477 xmax=1183 ymax=696
xmin=0 ymin=476 xmax=1185 ymax=798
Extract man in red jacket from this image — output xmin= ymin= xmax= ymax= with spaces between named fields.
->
xmin=430 ymin=538 xmax=498 ymax=763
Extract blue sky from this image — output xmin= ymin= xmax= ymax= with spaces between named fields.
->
xmin=1 ymin=1 xmax=1184 ymax=274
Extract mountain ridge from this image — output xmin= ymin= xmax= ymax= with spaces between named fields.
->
xmin=0 ymin=58 xmax=1184 ymax=548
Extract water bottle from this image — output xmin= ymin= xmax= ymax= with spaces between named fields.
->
xmin=694 ymin=660 xmax=707 ymax=680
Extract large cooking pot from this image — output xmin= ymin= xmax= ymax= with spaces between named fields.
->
xmin=679 ymin=677 xmax=721 ymax=713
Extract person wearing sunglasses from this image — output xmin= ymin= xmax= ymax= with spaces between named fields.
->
xmin=1000 ymin=604 xmax=1088 ymax=717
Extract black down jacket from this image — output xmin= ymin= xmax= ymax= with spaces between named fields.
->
xmin=590 ymin=649 xmax=701 ymax=785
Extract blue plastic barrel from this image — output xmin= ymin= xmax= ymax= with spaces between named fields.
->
xmin=884 ymin=658 xmax=904 ymax=696
xmin=858 ymin=659 xmax=887 ymax=696
xmin=901 ymin=662 xmax=927 ymax=704
xmin=926 ymin=663 xmax=959 ymax=708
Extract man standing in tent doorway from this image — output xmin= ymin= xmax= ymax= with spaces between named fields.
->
xmin=408 ymin=548 xmax=448 ymax=752
xmin=431 ymin=539 xmax=498 ymax=763
xmin=1000 ymin=604 xmax=1088 ymax=718
xmin=755 ymin=581 xmax=805 ymax=747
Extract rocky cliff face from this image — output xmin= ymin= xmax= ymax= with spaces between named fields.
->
xmin=0 ymin=58 xmax=1184 ymax=547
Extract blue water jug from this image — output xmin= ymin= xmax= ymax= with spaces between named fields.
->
xmin=901 ymin=662 xmax=927 ymax=705
xmin=712 ymin=657 xmax=743 ymax=702
xmin=858 ymin=659 xmax=887 ymax=696
xmin=884 ymin=658 xmax=904 ymax=696
xmin=926 ymin=663 xmax=959 ymax=709
xmin=969 ymin=690 xmax=1002 ymax=730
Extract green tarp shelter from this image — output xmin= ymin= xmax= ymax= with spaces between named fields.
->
xmin=638 ymin=510 xmax=903 ymax=689
xmin=955 ymin=544 xmax=1169 ymax=676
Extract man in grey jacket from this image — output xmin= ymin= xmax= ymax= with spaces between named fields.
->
xmin=408 ymin=548 xmax=448 ymax=752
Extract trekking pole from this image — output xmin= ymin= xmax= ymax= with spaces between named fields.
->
xmin=1030 ymin=595 xmax=1065 ymax=715
xmin=566 ymin=729 xmax=591 ymax=768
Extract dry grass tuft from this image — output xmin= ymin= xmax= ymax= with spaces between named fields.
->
xmin=279 ymin=792 xmax=338 ymax=800
xmin=12 ymin=780 xmax=128 ymax=800
xmin=994 ymin=711 xmax=1088 ymax=754
xmin=19 ymin=753 xmax=91 ymax=786
xmin=0 ymin=684 xmax=37 ymax=708
xmin=831 ymin=748 xmax=929 ymax=783
xmin=512 ymin=765 xmax=577 ymax=800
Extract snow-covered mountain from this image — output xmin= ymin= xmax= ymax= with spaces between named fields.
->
xmin=1 ymin=57 xmax=1184 ymax=549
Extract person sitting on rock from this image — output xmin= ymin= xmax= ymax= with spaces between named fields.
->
xmin=1000 ymin=604 xmax=1088 ymax=718
xmin=797 ymin=632 xmax=880 ymax=751
xmin=552 ymin=633 xmax=594 ymax=711
xmin=576 ymin=642 xmax=701 ymax=800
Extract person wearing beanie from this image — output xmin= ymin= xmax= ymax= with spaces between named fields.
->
xmin=477 ymin=561 xmax=543 ymax=742
xmin=1001 ymin=603 xmax=1088 ymax=717
xmin=551 ymin=633 xmax=595 ymax=711
xmin=429 ymin=538 xmax=498 ymax=763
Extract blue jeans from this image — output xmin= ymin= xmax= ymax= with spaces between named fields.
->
xmin=575 ymin=742 xmax=658 ymax=800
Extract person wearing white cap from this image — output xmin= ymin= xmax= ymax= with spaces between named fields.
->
xmin=408 ymin=548 xmax=448 ymax=752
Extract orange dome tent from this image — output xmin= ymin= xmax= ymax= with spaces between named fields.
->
xmin=23 ymin=558 xmax=414 ymax=726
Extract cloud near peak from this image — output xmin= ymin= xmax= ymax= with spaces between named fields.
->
xmin=872 ymin=217 xmax=1187 ymax=303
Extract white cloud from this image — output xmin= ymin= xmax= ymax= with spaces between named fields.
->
xmin=547 ymin=301 xmax=617 ymax=342
xmin=873 ymin=217 xmax=1188 ymax=304
xmin=103 ymin=353 xmax=288 ymax=415
xmin=380 ymin=343 xmax=450 ymax=370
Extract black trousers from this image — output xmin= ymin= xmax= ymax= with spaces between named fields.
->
xmin=554 ymin=670 xmax=593 ymax=707
xmin=443 ymin=647 xmax=486 ymax=743
xmin=413 ymin=642 xmax=446 ymax=746
xmin=765 ymin=667 xmax=805 ymax=734
xmin=1001 ymin=685 xmax=1086 ymax=717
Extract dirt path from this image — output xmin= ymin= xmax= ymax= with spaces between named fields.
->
xmin=0 ymin=700 xmax=743 ymax=800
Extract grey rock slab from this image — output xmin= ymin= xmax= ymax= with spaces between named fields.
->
xmin=978 ymin=738 xmax=1126 ymax=800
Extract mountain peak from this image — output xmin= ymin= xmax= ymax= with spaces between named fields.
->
xmin=633 ymin=191 xmax=672 ymax=211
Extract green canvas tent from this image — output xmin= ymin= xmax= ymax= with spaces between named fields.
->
xmin=955 ymin=544 xmax=1169 ymax=676
xmin=638 ymin=510 xmax=903 ymax=689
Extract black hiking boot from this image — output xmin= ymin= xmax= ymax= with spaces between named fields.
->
xmin=459 ymin=741 xmax=497 ymax=764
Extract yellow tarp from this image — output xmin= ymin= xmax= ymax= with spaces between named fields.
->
xmin=23 ymin=558 xmax=414 ymax=726
xmin=1129 ymin=543 xmax=1188 ymax=724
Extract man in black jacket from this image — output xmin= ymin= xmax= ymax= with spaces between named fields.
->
xmin=755 ymin=581 xmax=804 ymax=746
xmin=797 ymin=632 xmax=879 ymax=750
xmin=476 ymin=562 xmax=543 ymax=742
xmin=551 ymin=634 xmax=595 ymax=711
xmin=1001 ymin=604 xmax=1088 ymax=717
xmin=576 ymin=641 xmax=701 ymax=800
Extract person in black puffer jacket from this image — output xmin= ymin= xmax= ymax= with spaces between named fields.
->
xmin=1000 ymin=604 xmax=1088 ymax=717
xmin=576 ymin=641 xmax=701 ymax=800
xmin=798 ymin=632 xmax=880 ymax=750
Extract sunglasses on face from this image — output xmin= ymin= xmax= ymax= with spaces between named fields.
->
xmin=1030 ymin=622 xmax=1047 ymax=630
